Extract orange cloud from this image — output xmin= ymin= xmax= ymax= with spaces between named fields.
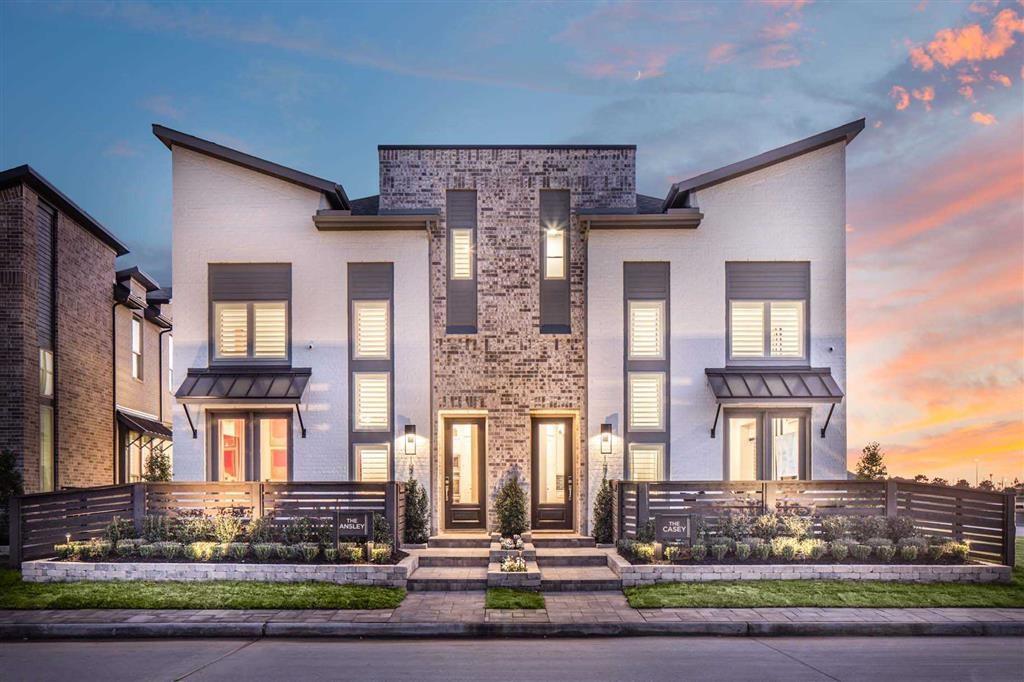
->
xmin=971 ymin=111 xmax=998 ymax=124
xmin=909 ymin=45 xmax=935 ymax=71
xmin=959 ymin=84 xmax=976 ymax=99
xmin=759 ymin=0 xmax=812 ymax=10
xmin=758 ymin=43 xmax=801 ymax=69
xmin=707 ymin=42 xmax=737 ymax=65
xmin=912 ymin=85 xmax=935 ymax=109
xmin=761 ymin=21 xmax=801 ymax=40
xmin=889 ymin=85 xmax=911 ymax=109
xmin=990 ymin=70 xmax=1012 ymax=86
xmin=912 ymin=8 xmax=1024 ymax=70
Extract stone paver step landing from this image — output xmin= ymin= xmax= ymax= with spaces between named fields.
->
xmin=406 ymin=566 xmax=487 ymax=591
xmin=531 ymin=534 xmax=596 ymax=549
xmin=426 ymin=535 xmax=491 ymax=549
xmin=535 ymin=547 xmax=610 ymax=567
xmin=415 ymin=548 xmax=490 ymax=567
xmin=540 ymin=566 xmax=622 ymax=592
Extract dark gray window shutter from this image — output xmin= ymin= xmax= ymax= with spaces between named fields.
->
xmin=726 ymin=262 xmax=809 ymax=300
xmin=446 ymin=191 xmax=477 ymax=334
xmin=539 ymin=190 xmax=571 ymax=333
xmin=209 ymin=263 xmax=291 ymax=301
xmin=36 ymin=201 xmax=56 ymax=347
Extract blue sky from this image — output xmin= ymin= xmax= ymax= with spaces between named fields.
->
xmin=2 ymin=0 xmax=1021 ymax=481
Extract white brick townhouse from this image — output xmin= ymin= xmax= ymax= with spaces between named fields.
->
xmin=157 ymin=118 xmax=861 ymax=534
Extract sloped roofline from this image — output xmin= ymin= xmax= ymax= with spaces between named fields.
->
xmin=663 ymin=118 xmax=865 ymax=211
xmin=152 ymin=124 xmax=349 ymax=210
xmin=116 ymin=265 xmax=161 ymax=292
xmin=0 ymin=164 xmax=129 ymax=256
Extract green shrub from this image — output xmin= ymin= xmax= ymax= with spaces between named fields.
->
xmin=104 ymin=516 xmax=136 ymax=544
xmin=142 ymin=515 xmax=173 ymax=542
xmin=711 ymin=544 xmax=729 ymax=561
xmin=252 ymin=543 xmax=278 ymax=562
xmin=830 ymin=541 xmax=849 ymax=561
xmin=495 ymin=475 xmax=528 ymax=537
xmin=142 ymin=447 xmax=172 ymax=482
xmin=372 ymin=513 xmax=391 ymax=546
xmin=173 ymin=510 xmax=214 ymax=544
xmin=805 ymin=539 xmax=828 ymax=561
xmin=852 ymin=516 xmax=888 ymax=542
xmin=691 ymin=543 xmax=708 ymax=561
xmin=0 ymin=449 xmax=24 ymax=545
xmin=897 ymin=536 xmax=929 ymax=552
xmin=591 ymin=476 xmax=615 ymax=544
xmin=887 ymin=516 xmax=917 ymax=541
xmin=750 ymin=513 xmax=779 ymax=540
xmin=153 ymin=541 xmax=183 ymax=560
xmin=636 ymin=519 xmax=656 ymax=543
xmin=616 ymin=539 xmax=654 ymax=564
xmin=876 ymin=545 xmax=896 ymax=562
xmin=403 ymin=477 xmax=430 ymax=544
xmin=777 ymin=513 xmax=813 ymax=540
xmin=137 ymin=543 xmax=158 ymax=559
xmin=324 ymin=547 xmax=339 ymax=563
xmin=212 ymin=508 xmax=246 ymax=543
xmin=899 ymin=545 xmax=919 ymax=562
xmin=338 ymin=543 xmax=364 ymax=563
xmin=115 ymin=539 xmax=147 ymax=557
xmin=733 ymin=542 xmax=751 ymax=561
xmin=225 ymin=542 xmax=248 ymax=561
xmin=753 ymin=542 xmax=771 ymax=561
xmin=664 ymin=545 xmax=689 ymax=562
xmin=944 ymin=540 xmax=970 ymax=563
xmin=370 ymin=545 xmax=393 ymax=564
xmin=295 ymin=542 xmax=320 ymax=562
xmin=818 ymin=515 xmax=851 ymax=541
xmin=718 ymin=511 xmax=752 ymax=541
xmin=769 ymin=536 xmax=796 ymax=558
xmin=248 ymin=517 xmax=275 ymax=544
xmin=282 ymin=518 xmax=314 ymax=545
xmin=55 ymin=542 xmax=86 ymax=560
xmin=927 ymin=543 xmax=946 ymax=562
xmin=865 ymin=537 xmax=893 ymax=549
xmin=850 ymin=544 xmax=872 ymax=561
xmin=186 ymin=542 xmax=218 ymax=561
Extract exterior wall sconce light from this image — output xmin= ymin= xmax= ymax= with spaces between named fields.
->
xmin=600 ymin=423 xmax=613 ymax=455
xmin=404 ymin=424 xmax=417 ymax=456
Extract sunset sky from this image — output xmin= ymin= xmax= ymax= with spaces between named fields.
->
xmin=2 ymin=0 xmax=1021 ymax=483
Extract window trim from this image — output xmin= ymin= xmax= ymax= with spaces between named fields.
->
xmin=628 ymin=300 xmax=665 ymax=361
xmin=131 ymin=315 xmax=143 ymax=380
xmin=543 ymin=228 xmax=566 ymax=280
xmin=354 ymin=443 xmax=391 ymax=482
xmin=449 ymin=228 xmax=475 ymax=281
xmin=727 ymin=299 xmax=808 ymax=364
xmin=628 ymin=442 xmax=665 ymax=482
xmin=352 ymin=300 xmax=391 ymax=360
xmin=207 ymin=411 xmax=292 ymax=482
xmin=627 ymin=371 xmax=666 ymax=432
xmin=352 ymin=372 xmax=391 ymax=432
xmin=209 ymin=300 xmax=291 ymax=365
xmin=722 ymin=408 xmax=810 ymax=480
xmin=39 ymin=348 xmax=54 ymax=397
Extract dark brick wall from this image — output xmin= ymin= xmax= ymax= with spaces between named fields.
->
xmin=0 ymin=184 xmax=30 ymax=485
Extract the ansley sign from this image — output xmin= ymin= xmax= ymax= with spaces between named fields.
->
xmin=337 ymin=513 xmax=372 ymax=538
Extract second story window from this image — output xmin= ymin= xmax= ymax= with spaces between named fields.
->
xmin=450 ymin=229 xmax=474 ymax=280
xmin=628 ymin=300 xmax=664 ymax=360
xmin=353 ymin=373 xmax=390 ymax=431
xmin=209 ymin=263 xmax=291 ymax=364
xmin=726 ymin=262 xmax=809 ymax=363
xmin=131 ymin=316 xmax=143 ymax=379
xmin=544 ymin=229 xmax=565 ymax=279
xmin=353 ymin=300 xmax=389 ymax=359
xmin=39 ymin=348 xmax=53 ymax=397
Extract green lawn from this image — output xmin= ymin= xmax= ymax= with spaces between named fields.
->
xmin=624 ymin=539 xmax=1024 ymax=609
xmin=0 ymin=569 xmax=405 ymax=610
xmin=485 ymin=587 xmax=545 ymax=609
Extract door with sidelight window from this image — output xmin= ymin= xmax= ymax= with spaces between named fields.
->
xmin=724 ymin=409 xmax=809 ymax=480
xmin=209 ymin=412 xmax=292 ymax=481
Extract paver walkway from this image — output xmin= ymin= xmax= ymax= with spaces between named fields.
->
xmin=2 ymin=593 xmax=1023 ymax=635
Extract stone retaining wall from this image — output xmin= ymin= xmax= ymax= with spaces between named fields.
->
xmin=22 ymin=554 xmax=419 ymax=588
xmin=605 ymin=553 xmax=1011 ymax=586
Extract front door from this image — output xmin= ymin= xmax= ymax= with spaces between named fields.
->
xmin=531 ymin=417 xmax=573 ymax=530
xmin=444 ymin=417 xmax=486 ymax=530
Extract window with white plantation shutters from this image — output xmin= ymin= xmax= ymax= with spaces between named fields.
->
xmin=629 ymin=443 xmax=663 ymax=482
xmin=730 ymin=301 xmax=765 ymax=358
xmin=628 ymin=300 xmax=664 ymax=359
xmin=215 ymin=303 xmax=248 ymax=358
xmin=769 ymin=301 xmax=803 ymax=357
xmin=628 ymin=372 xmax=665 ymax=431
xmin=450 ymin=229 xmax=473 ymax=280
xmin=131 ymin=316 xmax=143 ymax=379
xmin=353 ymin=301 xmax=389 ymax=359
xmin=355 ymin=444 xmax=389 ymax=482
xmin=253 ymin=302 xmax=287 ymax=358
xmin=354 ymin=373 xmax=390 ymax=431
xmin=544 ymin=229 xmax=565 ymax=279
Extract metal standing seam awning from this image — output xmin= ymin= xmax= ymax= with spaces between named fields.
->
xmin=116 ymin=410 xmax=173 ymax=441
xmin=704 ymin=367 xmax=844 ymax=438
xmin=175 ymin=367 xmax=312 ymax=439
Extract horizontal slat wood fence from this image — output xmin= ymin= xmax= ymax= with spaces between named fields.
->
xmin=614 ymin=479 xmax=1016 ymax=566
xmin=9 ymin=481 xmax=405 ymax=565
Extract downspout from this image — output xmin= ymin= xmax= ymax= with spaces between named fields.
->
xmin=158 ymin=327 xmax=172 ymax=423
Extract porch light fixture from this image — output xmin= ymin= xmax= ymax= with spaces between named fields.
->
xmin=600 ymin=423 xmax=613 ymax=455
xmin=404 ymin=424 xmax=417 ymax=456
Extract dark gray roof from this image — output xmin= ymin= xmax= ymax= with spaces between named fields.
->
xmin=147 ymin=287 xmax=172 ymax=305
xmin=117 ymin=410 xmax=172 ymax=440
xmin=379 ymin=144 xmax=635 ymax=150
xmin=664 ymin=119 xmax=865 ymax=210
xmin=635 ymin=193 xmax=665 ymax=215
xmin=705 ymin=367 xmax=843 ymax=403
xmin=152 ymin=125 xmax=349 ymax=210
xmin=0 ymin=165 xmax=129 ymax=256
xmin=116 ymin=266 xmax=160 ymax=292
xmin=349 ymin=194 xmax=380 ymax=216
xmin=175 ymin=367 xmax=311 ymax=403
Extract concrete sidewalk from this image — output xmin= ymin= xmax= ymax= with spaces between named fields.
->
xmin=2 ymin=592 xmax=1023 ymax=638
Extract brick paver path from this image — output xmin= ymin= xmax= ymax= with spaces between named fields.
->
xmin=1 ymin=593 xmax=1022 ymax=627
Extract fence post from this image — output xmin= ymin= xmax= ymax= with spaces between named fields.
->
xmin=131 ymin=483 xmax=146 ymax=535
xmin=8 ymin=495 xmax=21 ymax=568
xmin=251 ymin=482 xmax=263 ymax=520
xmin=1004 ymin=493 xmax=1017 ymax=567
xmin=385 ymin=482 xmax=398 ymax=547
xmin=762 ymin=482 xmax=776 ymax=514
xmin=885 ymin=479 xmax=898 ymax=518
xmin=611 ymin=480 xmax=620 ymax=542
xmin=637 ymin=482 xmax=650 ymax=533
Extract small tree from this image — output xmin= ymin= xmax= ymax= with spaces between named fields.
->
xmin=402 ymin=477 xmax=430 ymax=545
xmin=592 ymin=472 xmax=614 ymax=544
xmin=495 ymin=474 xmax=527 ymax=537
xmin=930 ymin=477 xmax=949 ymax=487
xmin=143 ymin=447 xmax=172 ymax=482
xmin=855 ymin=442 xmax=887 ymax=480
xmin=954 ymin=479 xmax=972 ymax=488
xmin=977 ymin=479 xmax=996 ymax=491
xmin=913 ymin=474 xmax=929 ymax=483
xmin=0 ymin=449 xmax=24 ymax=545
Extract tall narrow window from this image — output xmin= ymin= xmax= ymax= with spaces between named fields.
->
xmin=131 ymin=316 xmax=143 ymax=379
xmin=628 ymin=301 xmax=664 ymax=359
xmin=353 ymin=373 xmax=390 ymax=431
xmin=544 ymin=229 xmax=565 ymax=279
xmin=355 ymin=444 xmax=389 ymax=482
xmin=216 ymin=417 xmax=246 ymax=482
xmin=769 ymin=301 xmax=804 ymax=358
xmin=39 ymin=349 xmax=53 ymax=397
xmin=729 ymin=301 xmax=765 ymax=358
xmin=353 ymin=301 xmax=389 ymax=359
xmin=252 ymin=302 xmax=287 ymax=358
xmin=628 ymin=372 xmax=665 ymax=431
xmin=629 ymin=443 xmax=663 ymax=482
xmin=450 ymin=229 xmax=473 ymax=280
xmin=39 ymin=405 xmax=54 ymax=492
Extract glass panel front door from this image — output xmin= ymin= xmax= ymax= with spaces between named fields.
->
xmin=444 ymin=418 xmax=486 ymax=529
xmin=726 ymin=415 xmax=760 ymax=480
xmin=724 ymin=410 xmax=808 ymax=480
xmin=259 ymin=417 xmax=289 ymax=481
xmin=771 ymin=416 xmax=802 ymax=480
xmin=217 ymin=417 xmax=246 ymax=482
xmin=532 ymin=417 xmax=573 ymax=529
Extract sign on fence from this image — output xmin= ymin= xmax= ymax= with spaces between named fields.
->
xmin=337 ymin=512 xmax=372 ymax=538
xmin=654 ymin=514 xmax=691 ymax=544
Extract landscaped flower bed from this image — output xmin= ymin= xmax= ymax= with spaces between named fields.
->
xmin=617 ymin=512 xmax=972 ymax=567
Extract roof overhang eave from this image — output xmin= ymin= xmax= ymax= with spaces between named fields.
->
xmin=313 ymin=210 xmax=440 ymax=232
xmin=579 ymin=209 xmax=703 ymax=235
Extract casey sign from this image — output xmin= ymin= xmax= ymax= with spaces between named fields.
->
xmin=654 ymin=514 xmax=691 ymax=544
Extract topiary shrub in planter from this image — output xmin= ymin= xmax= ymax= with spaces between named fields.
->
xmin=495 ymin=475 xmax=528 ymax=537
xmin=403 ymin=477 xmax=430 ymax=544
xmin=592 ymin=476 xmax=615 ymax=544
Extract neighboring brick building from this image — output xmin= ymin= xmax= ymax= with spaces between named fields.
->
xmin=0 ymin=165 xmax=173 ymax=492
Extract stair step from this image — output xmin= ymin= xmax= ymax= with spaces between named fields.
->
xmin=407 ymin=566 xmax=488 ymax=591
xmin=535 ymin=548 xmax=609 ymax=567
xmin=539 ymin=566 xmax=621 ymax=592
xmin=415 ymin=548 xmax=490 ymax=567
xmin=531 ymin=535 xmax=596 ymax=549
xmin=427 ymin=535 xmax=491 ymax=549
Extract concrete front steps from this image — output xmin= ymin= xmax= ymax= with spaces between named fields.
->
xmin=407 ymin=533 xmax=621 ymax=592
